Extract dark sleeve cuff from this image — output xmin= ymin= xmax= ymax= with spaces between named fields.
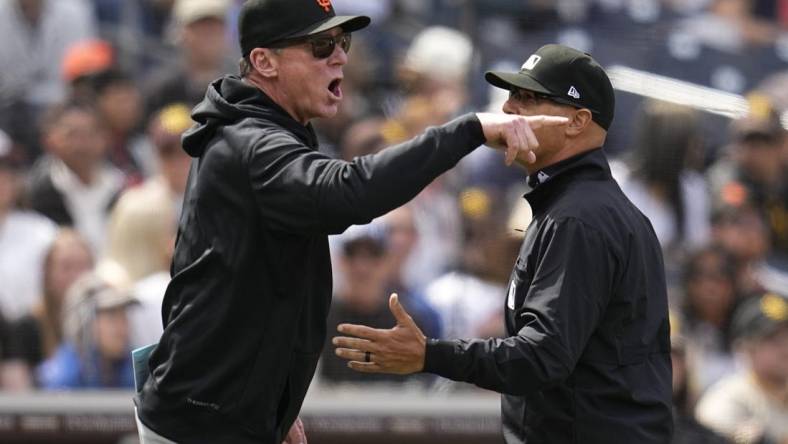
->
xmin=439 ymin=113 xmax=485 ymax=159
xmin=462 ymin=113 xmax=486 ymax=154
xmin=422 ymin=338 xmax=459 ymax=376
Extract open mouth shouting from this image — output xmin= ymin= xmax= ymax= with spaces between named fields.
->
xmin=328 ymin=77 xmax=343 ymax=100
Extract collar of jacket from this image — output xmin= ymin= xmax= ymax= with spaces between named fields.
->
xmin=184 ymin=76 xmax=320 ymax=158
xmin=220 ymin=76 xmax=319 ymax=149
xmin=523 ymin=147 xmax=611 ymax=209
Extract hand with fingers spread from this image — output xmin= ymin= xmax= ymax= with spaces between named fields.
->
xmin=475 ymin=113 xmax=568 ymax=166
xmin=333 ymin=293 xmax=426 ymax=375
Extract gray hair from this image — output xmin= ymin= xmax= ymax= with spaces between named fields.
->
xmin=239 ymin=49 xmax=282 ymax=78
xmin=239 ymin=57 xmax=252 ymax=78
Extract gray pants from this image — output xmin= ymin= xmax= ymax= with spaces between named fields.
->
xmin=135 ymin=407 xmax=178 ymax=444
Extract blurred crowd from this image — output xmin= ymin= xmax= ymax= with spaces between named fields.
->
xmin=0 ymin=0 xmax=787 ymax=443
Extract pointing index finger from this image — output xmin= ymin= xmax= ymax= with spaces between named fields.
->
xmin=525 ymin=115 xmax=569 ymax=128
xmin=520 ymin=118 xmax=539 ymax=149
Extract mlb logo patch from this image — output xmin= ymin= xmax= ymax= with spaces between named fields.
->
xmin=521 ymin=55 xmax=542 ymax=71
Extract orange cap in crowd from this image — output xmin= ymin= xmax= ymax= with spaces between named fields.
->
xmin=62 ymin=39 xmax=115 ymax=83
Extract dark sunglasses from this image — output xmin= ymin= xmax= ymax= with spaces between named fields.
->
xmin=509 ymin=87 xmax=599 ymax=114
xmin=270 ymin=33 xmax=352 ymax=59
xmin=508 ymin=88 xmax=552 ymax=105
xmin=509 ymin=88 xmax=577 ymax=107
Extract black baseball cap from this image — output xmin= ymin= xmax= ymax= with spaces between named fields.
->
xmin=730 ymin=114 xmax=785 ymax=144
xmin=732 ymin=292 xmax=788 ymax=341
xmin=239 ymin=0 xmax=371 ymax=57
xmin=485 ymin=44 xmax=615 ymax=130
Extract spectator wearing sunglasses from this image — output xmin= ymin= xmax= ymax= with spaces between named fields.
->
xmin=133 ymin=1 xmax=567 ymax=443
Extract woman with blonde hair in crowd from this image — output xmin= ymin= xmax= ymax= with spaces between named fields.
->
xmin=105 ymin=182 xmax=175 ymax=284
xmin=104 ymin=170 xmax=175 ymax=349
xmin=1 ymin=229 xmax=94 ymax=389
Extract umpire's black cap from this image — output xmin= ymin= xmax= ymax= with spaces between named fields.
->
xmin=239 ymin=0 xmax=371 ymax=57
xmin=485 ymin=44 xmax=615 ymax=130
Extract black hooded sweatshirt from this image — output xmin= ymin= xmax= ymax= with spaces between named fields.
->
xmin=135 ymin=76 xmax=485 ymax=443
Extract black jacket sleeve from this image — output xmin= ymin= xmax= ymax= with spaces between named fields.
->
xmin=247 ymin=113 xmax=485 ymax=234
xmin=423 ymin=217 xmax=617 ymax=395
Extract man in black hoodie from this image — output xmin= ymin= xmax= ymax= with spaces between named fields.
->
xmin=133 ymin=1 xmax=567 ymax=443
xmin=334 ymin=45 xmax=673 ymax=443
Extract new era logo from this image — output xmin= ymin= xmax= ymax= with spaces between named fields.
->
xmin=567 ymin=86 xmax=580 ymax=99
xmin=521 ymin=55 xmax=541 ymax=70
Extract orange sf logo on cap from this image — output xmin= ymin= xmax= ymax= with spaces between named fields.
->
xmin=316 ymin=0 xmax=332 ymax=12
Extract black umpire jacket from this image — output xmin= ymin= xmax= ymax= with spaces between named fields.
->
xmin=424 ymin=149 xmax=673 ymax=443
xmin=135 ymin=75 xmax=485 ymax=443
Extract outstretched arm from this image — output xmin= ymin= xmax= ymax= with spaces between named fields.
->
xmin=249 ymin=114 xmax=568 ymax=235
xmin=333 ymin=218 xmax=614 ymax=396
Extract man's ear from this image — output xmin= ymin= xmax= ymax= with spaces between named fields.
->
xmin=249 ymin=48 xmax=278 ymax=78
xmin=565 ymin=108 xmax=593 ymax=136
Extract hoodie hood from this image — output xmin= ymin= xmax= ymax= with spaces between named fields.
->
xmin=181 ymin=75 xmax=318 ymax=158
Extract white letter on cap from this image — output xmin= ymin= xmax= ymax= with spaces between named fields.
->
xmin=521 ymin=55 xmax=541 ymax=70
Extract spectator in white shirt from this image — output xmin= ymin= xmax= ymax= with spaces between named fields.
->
xmin=0 ymin=129 xmax=56 ymax=321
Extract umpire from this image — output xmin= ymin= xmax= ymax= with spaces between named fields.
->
xmin=133 ymin=1 xmax=567 ymax=443
xmin=333 ymin=44 xmax=673 ymax=443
